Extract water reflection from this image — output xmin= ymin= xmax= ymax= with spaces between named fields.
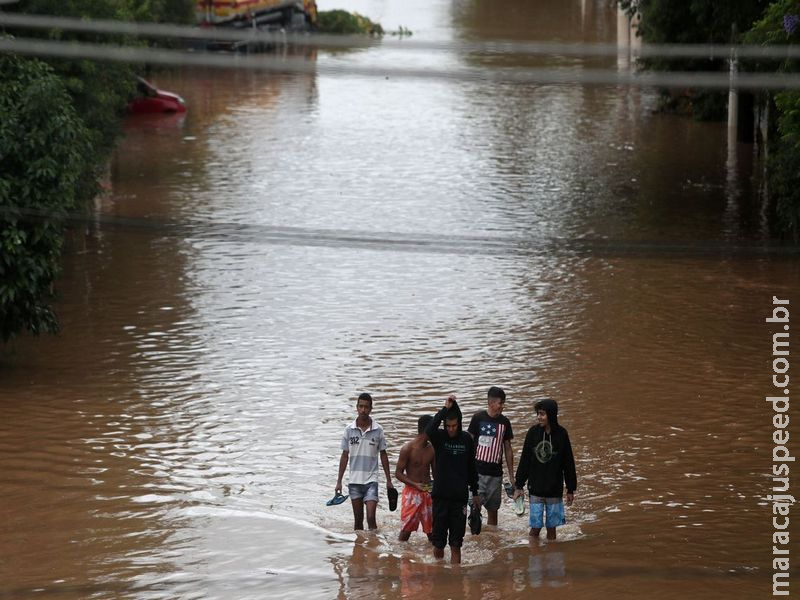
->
xmin=526 ymin=550 xmax=567 ymax=588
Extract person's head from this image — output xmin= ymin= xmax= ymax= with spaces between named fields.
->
xmin=487 ymin=386 xmax=506 ymax=417
xmin=443 ymin=397 xmax=462 ymax=437
xmin=533 ymin=398 xmax=559 ymax=431
xmin=356 ymin=393 xmax=373 ymax=419
xmin=417 ymin=414 xmax=433 ymax=434
xmin=445 ymin=411 xmax=460 ymax=438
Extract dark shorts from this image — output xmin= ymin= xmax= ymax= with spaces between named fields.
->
xmin=431 ymin=498 xmax=467 ymax=549
xmin=477 ymin=474 xmax=502 ymax=510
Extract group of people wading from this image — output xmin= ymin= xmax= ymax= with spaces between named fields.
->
xmin=334 ymin=387 xmax=578 ymax=564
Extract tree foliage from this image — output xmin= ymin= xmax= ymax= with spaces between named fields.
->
xmin=620 ymin=1 xmax=768 ymax=119
xmin=0 ymin=1 xmax=195 ymax=341
xmin=8 ymin=1 xmax=194 ymax=160
xmin=622 ymin=0 xmax=768 ymax=45
xmin=0 ymin=54 xmax=94 ymax=340
xmin=316 ymin=10 xmax=384 ymax=35
xmin=14 ymin=0 xmax=195 ymax=24
xmin=745 ymin=0 xmax=800 ymax=238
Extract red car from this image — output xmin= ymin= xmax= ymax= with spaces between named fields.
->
xmin=127 ymin=77 xmax=186 ymax=114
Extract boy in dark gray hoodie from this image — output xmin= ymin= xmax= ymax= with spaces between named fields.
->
xmin=513 ymin=398 xmax=577 ymax=540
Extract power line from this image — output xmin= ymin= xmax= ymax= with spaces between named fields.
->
xmin=1 ymin=12 xmax=800 ymax=61
xmin=1 ymin=36 xmax=800 ymax=89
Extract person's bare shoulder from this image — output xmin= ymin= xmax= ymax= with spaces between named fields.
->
xmin=414 ymin=440 xmax=435 ymax=459
xmin=397 ymin=441 xmax=414 ymax=458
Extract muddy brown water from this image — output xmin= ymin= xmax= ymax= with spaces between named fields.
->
xmin=2 ymin=1 xmax=797 ymax=598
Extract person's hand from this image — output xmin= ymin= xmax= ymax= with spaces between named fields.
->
xmin=513 ymin=488 xmax=524 ymax=501
xmin=566 ymin=492 xmax=574 ymax=506
xmin=445 ymin=394 xmax=456 ymax=409
xmin=472 ymin=494 xmax=482 ymax=508
xmin=387 ymin=481 xmax=395 ymax=490
xmin=335 ymin=480 xmax=342 ymax=495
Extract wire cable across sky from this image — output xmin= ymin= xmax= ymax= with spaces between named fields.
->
xmin=0 ymin=13 xmax=799 ymax=89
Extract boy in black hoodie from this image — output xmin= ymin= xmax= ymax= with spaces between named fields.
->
xmin=424 ymin=394 xmax=481 ymax=564
xmin=513 ymin=398 xmax=577 ymax=540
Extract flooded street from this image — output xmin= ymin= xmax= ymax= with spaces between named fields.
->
xmin=1 ymin=0 xmax=797 ymax=598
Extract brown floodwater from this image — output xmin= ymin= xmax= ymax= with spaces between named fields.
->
xmin=1 ymin=1 xmax=798 ymax=598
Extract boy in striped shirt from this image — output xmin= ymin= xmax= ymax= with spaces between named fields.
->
xmin=335 ymin=393 xmax=395 ymax=530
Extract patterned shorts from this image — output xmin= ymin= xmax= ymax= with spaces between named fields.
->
xmin=400 ymin=486 xmax=433 ymax=534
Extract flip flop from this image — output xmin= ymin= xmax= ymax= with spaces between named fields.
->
xmin=504 ymin=482 xmax=514 ymax=499
xmin=514 ymin=495 xmax=526 ymax=516
xmin=388 ymin=487 xmax=398 ymax=512
xmin=326 ymin=493 xmax=348 ymax=506
xmin=468 ymin=503 xmax=482 ymax=535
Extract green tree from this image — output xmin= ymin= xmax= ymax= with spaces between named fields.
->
xmin=316 ymin=10 xmax=384 ymax=35
xmin=127 ymin=0 xmax=195 ymax=24
xmin=7 ymin=1 xmax=194 ymax=160
xmin=0 ymin=53 xmax=94 ymax=340
xmin=0 ymin=1 xmax=196 ymax=342
xmin=744 ymin=0 xmax=800 ymax=238
xmin=13 ymin=0 xmax=196 ymax=142
xmin=620 ymin=0 xmax=768 ymax=119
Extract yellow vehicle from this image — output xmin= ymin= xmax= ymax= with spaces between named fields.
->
xmin=195 ymin=0 xmax=316 ymax=26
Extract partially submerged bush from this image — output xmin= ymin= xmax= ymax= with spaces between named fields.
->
xmin=316 ymin=10 xmax=383 ymax=35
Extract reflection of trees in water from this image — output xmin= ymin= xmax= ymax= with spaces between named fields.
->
xmin=452 ymin=0 xmax=617 ymax=44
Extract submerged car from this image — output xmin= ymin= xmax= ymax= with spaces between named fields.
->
xmin=127 ymin=77 xmax=187 ymax=114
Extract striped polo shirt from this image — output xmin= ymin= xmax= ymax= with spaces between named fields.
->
xmin=340 ymin=418 xmax=387 ymax=485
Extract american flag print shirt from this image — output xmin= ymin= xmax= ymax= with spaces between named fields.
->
xmin=475 ymin=420 xmax=506 ymax=465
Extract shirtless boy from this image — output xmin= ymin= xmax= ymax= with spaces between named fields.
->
xmin=395 ymin=415 xmax=435 ymax=541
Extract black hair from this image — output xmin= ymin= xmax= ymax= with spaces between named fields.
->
xmin=445 ymin=409 xmax=461 ymax=422
xmin=418 ymin=414 xmax=433 ymax=433
xmin=487 ymin=386 xmax=506 ymax=401
xmin=357 ymin=392 xmax=373 ymax=408
xmin=533 ymin=398 xmax=560 ymax=429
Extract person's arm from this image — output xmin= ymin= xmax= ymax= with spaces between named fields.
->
xmin=467 ymin=435 xmax=480 ymax=507
xmin=503 ymin=439 xmax=515 ymax=483
xmin=563 ymin=431 xmax=577 ymax=505
xmin=380 ymin=449 xmax=394 ymax=489
xmin=513 ymin=429 xmax=532 ymax=500
xmin=335 ymin=450 xmax=348 ymax=494
xmin=394 ymin=444 xmax=411 ymax=486
xmin=424 ymin=396 xmax=454 ymax=445
xmin=467 ymin=413 xmax=478 ymax=440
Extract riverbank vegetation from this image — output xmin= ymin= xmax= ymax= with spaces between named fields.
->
xmin=0 ymin=0 xmax=397 ymax=342
xmin=744 ymin=1 xmax=800 ymax=238
xmin=0 ymin=0 xmax=194 ymax=341
xmin=619 ymin=0 xmax=766 ymax=120
xmin=0 ymin=54 xmax=93 ymax=341
xmin=620 ymin=0 xmax=800 ymax=239
xmin=315 ymin=9 xmax=384 ymax=35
